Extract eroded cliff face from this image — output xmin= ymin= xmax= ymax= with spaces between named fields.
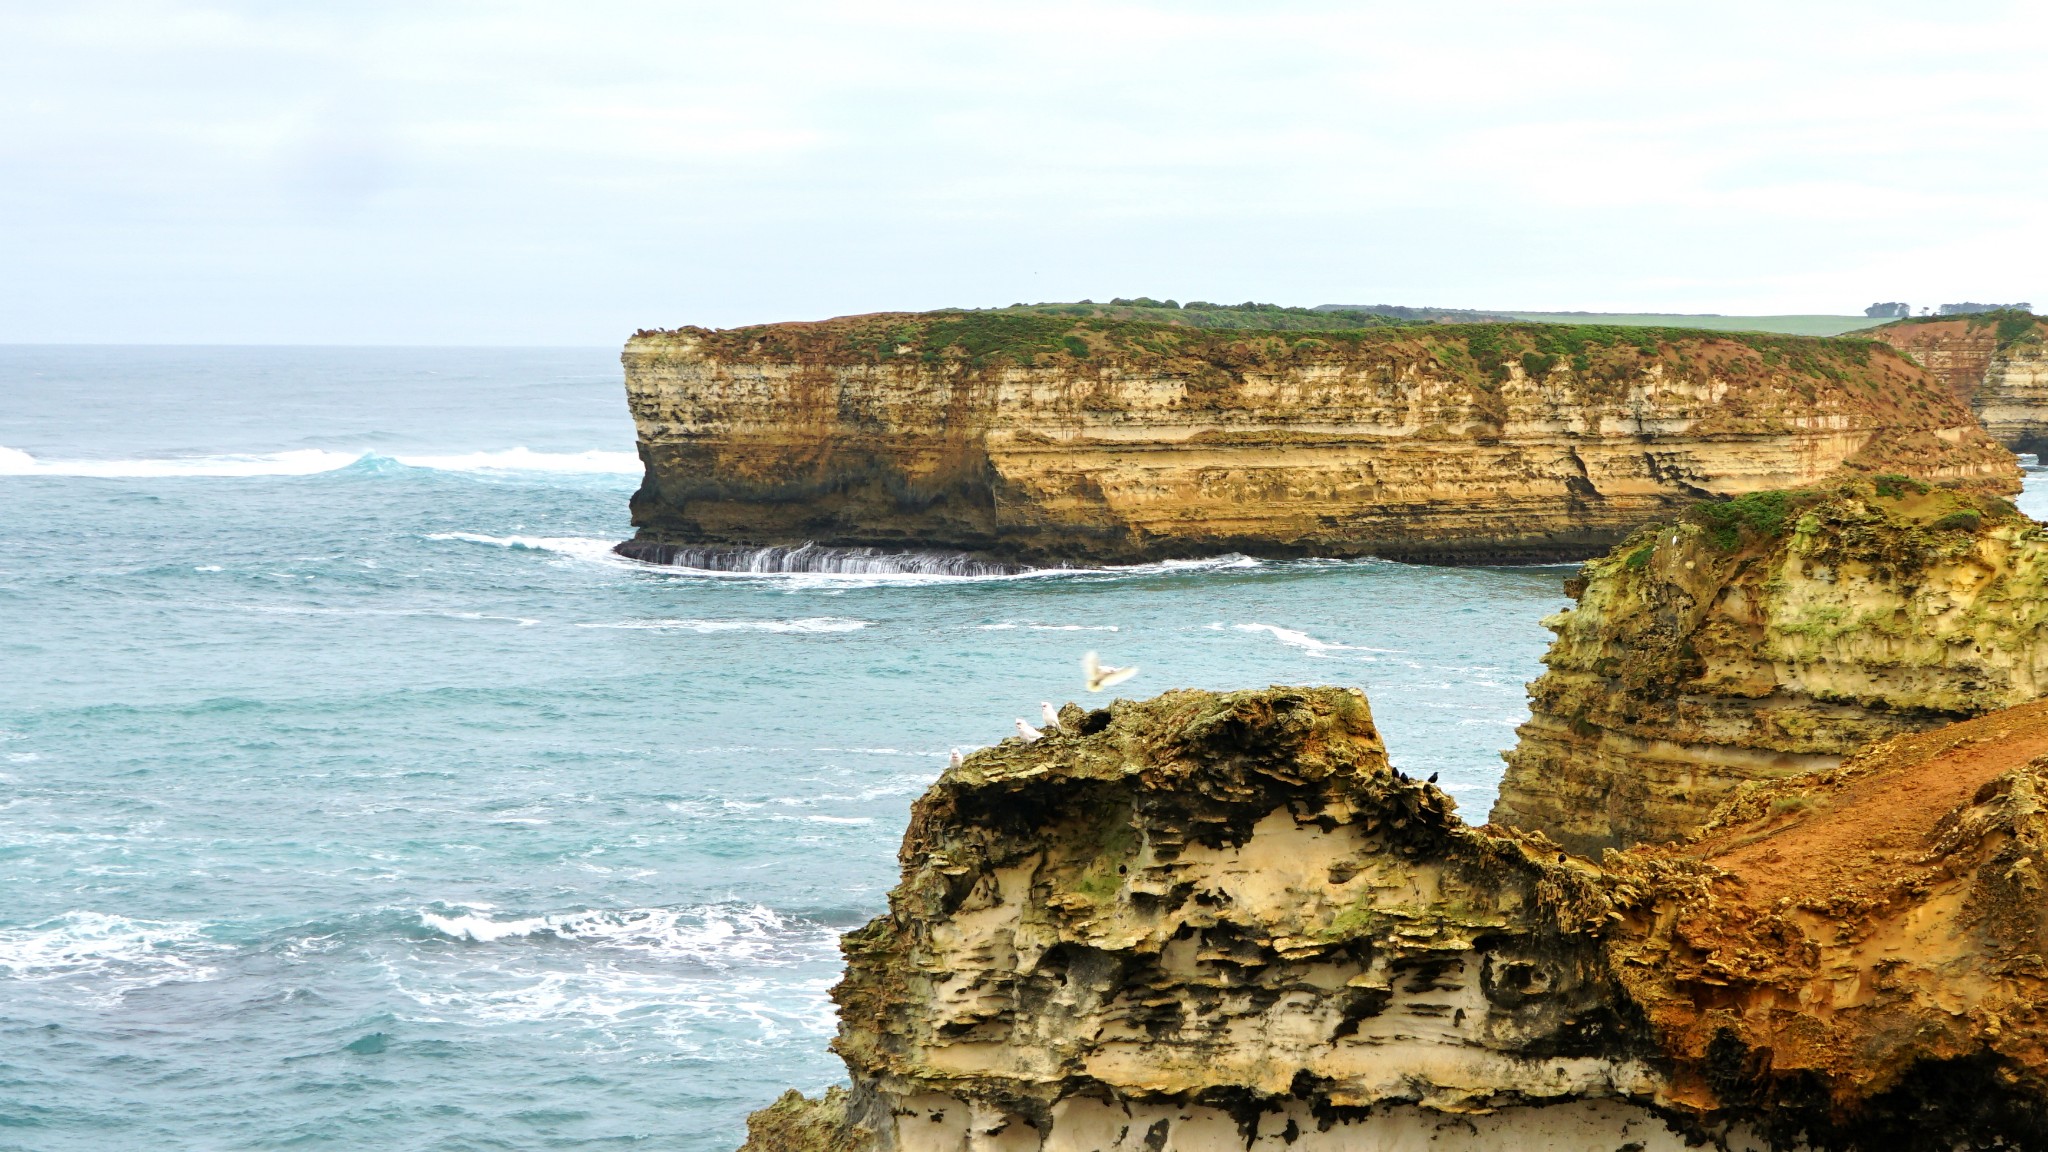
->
xmin=739 ymin=688 xmax=2048 ymax=1151
xmin=1606 ymin=700 xmax=2048 ymax=1148
xmin=747 ymin=687 xmax=1698 ymax=1152
xmin=1868 ymin=314 xmax=2048 ymax=454
xmin=622 ymin=314 xmax=2013 ymax=566
xmin=1492 ymin=480 xmax=2048 ymax=854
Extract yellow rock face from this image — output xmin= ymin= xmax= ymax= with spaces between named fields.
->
xmin=1492 ymin=482 xmax=2048 ymax=853
xmin=620 ymin=314 xmax=2012 ymax=565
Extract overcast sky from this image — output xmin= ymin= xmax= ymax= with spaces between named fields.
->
xmin=3 ymin=1 xmax=2044 ymax=343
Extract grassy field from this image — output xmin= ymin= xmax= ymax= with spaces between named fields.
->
xmin=1499 ymin=313 xmax=1886 ymax=337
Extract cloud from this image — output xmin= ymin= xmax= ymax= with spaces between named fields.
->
xmin=0 ymin=0 xmax=2042 ymax=341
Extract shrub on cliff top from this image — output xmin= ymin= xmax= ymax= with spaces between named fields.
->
xmin=1687 ymin=490 xmax=1801 ymax=551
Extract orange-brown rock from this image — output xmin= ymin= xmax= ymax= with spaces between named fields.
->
xmin=1867 ymin=312 xmax=2048 ymax=453
xmin=1492 ymin=480 xmax=2048 ymax=854
xmin=1605 ymin=699 xmax=2048 ymax=1147
xmin=620 ymin=313 xmax=2013 ymax=568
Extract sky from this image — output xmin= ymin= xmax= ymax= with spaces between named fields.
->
xmin=2 ymin=0 xmax=2044 ymax=344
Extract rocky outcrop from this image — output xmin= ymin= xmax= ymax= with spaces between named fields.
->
xmin=621 ymin=313 xmax=2013 ymax=567
xmin=1491 ymin=479 xmax=2048 ymax=854
xmin=1605 ymin=699 xmax=2048 ymax=1148
xmin=739 ymin=687 xmax=2048 ymax=1151
xmin=1867 ymin=313 xmax=2048 ymax=453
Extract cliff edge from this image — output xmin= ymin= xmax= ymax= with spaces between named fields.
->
xmin=1491 ymin=479 xmax=2048 ymax=854
xmin=1867 ymin=311 xmax=2048 ymax=454
xmin=739 ymin=687 xmax=2048 ymax=1151
xmin=620 ymin=313 xmax=2012 ymax=567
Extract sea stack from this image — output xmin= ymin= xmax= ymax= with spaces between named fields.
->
xmin=618 ymin=313 xmax=2012 ymax=567
xmin=1491 ymin=478 xmax=2048 ymax=854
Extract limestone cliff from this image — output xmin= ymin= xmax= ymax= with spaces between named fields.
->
xmin=1867 ymin=313 xmax=2048 ymax=453
xmin=739 ymin=687 xmax=2048 ymax=1151
xmin=1492 ymin=479 xmax=2048 ymax=854
xmin=620 ymin=313 xmax=2012 ymax=567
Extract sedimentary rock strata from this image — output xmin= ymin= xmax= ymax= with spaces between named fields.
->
xmin=1867 ymin=313 xmax=2048 ymax=453
xmin=621 ymin=313 xmax=2012 ymax=566
xmin=738 ymin=687 xmax=2048 ymax=1151
xmin=1492 ymin=479 xmax=2048 ymax=854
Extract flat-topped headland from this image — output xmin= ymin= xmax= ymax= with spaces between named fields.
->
xmin=618 ymin=312 xmax=2013 ymax=568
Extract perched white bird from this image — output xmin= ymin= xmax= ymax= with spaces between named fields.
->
xmin=1040 ymin=701 xmax=1062 ymax=731
xmin=1083 ymin=650 xmax=1138 ymax=693
xmin=948 ymin=748 xmax=963 ymax=769
xmin=1015 ymin=718 xmax=1043 ymax=742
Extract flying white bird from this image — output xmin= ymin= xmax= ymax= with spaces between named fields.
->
xmin=1040 ymin=701 xmax=1062 ymax=731
xmin=1015 ymin=718 xmax=1043 ymax=742
xmin=948 ymin=748 xmax=963 ymax=769
xmin=1083 ymin=651 xmax=1138 ymax=693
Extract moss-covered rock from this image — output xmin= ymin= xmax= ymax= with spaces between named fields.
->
xmin=1493 ymin=479 xmax=2048 ymax=852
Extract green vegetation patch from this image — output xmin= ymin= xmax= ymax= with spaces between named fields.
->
xmin=1686 ymin=490 xmax=1804 ymax=551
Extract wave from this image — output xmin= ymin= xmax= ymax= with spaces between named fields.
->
xmin=579 ymin=617 xmax=870 ymax=634
xmin=425 ymin=532 xmax=626 ymax=565
xmin=389 ymin=448 xmax=641 ymax=474
xmin=1231 ymin=622 xmax=1396 ymax=657
xmin=0 ymin=911 xmax=225 ymax=997
xmin=417 ymin=902 xmax=837 ymax=967
xmin=616 ymin=541 xmax=1028 ymax=577
xmin=0 ymin=445 xmax=639 ymax=479
xmin=980 ymin=621 xmax=1120 ymax=631
xmin=0 ymin=446 xmax=363 ymax=478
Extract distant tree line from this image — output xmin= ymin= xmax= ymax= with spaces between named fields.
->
xmin=1939 ymin=302 xmax=2033 ymax=315
xmin=1865 ymin=302 xmax=1910 ymax=318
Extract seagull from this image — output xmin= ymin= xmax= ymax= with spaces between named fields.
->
xmin=1040 ymin=702 xmax=1063 ymax=731
xmin=1083 ymin=651 xmax=1138 ymax=693
xmin=1015 ymin=718 xmax=1043 ymax=742
xmin=948 ymin=748 xmax=963 ymax=769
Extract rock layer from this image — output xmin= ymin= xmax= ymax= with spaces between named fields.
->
xmin=1491 ymin=480 xmax=2048 ymax=854
xmin=621 ymin=314 xmax=2012 ymax=566
xmin=739 ymin=687 xmax=2048 ymax=1151
xmin=1867 ymin=313 xmax=2048 ymax=453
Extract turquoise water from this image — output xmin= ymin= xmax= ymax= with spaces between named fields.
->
xmin=11 ymin=344 xmax=1950 ymax=1150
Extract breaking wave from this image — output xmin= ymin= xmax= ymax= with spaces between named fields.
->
xmin=615 ymin=541 xmax=1029 ymax=577
xmin=0 ymin=911 xmax=226 ymax=997
xmin=417 ymin=902 xmax=838 ymax=967
xmin=1231 ymin=622 xmax=1396 ymax=656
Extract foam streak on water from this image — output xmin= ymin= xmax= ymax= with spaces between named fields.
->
xmin=0 ymin=345 xmax=1607 ymax=1150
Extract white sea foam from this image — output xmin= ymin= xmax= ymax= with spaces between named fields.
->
xmin=425 ymin=532 xmax=625 ymax=565
xmin=579 ymin=617 xmax=870 ymax=634
xmin=0 ymin=446 xmax=362 ymax=478
xmin=0 ymin=445 xmax=638 ymax=479
xmin=979 ymin=621 xmax=1120 ymax=631
xmin=1232 ymin=622 xmax=1396 ymax=657
xmin=418 ymin=902 xmax=835 ymax=966
xmin=391 ymin=448 xmax=642 ymax=474
xmin=0 ymin=911 xmax=224 ymax=995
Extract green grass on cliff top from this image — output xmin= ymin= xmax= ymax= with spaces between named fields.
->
xmin=986 ymin=300 xmax=1889 ymax=337
xmin=1498 ymin=313 xmax=1887 ymax=337
xmin=777 ymin=310 xmax=1887 ymax=388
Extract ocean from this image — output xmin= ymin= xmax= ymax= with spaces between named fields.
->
xmin=3 ymin=346 xmax=2032 ymax=1150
